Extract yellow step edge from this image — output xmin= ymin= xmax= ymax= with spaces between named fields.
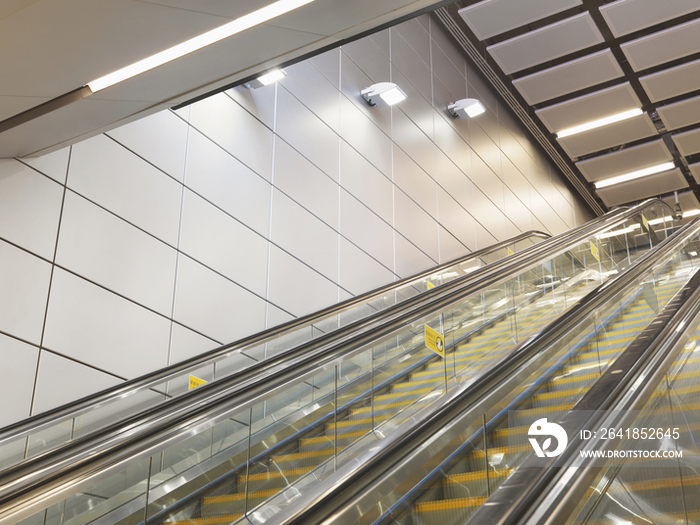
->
xmin=239 ymin=467 xmax=313 ymax=483
xmin=300 ymin=430 xmax=367 ymax=446
xmin=618 ymin=475 xmax=700 ymax=494
xmin=414 ymin=496 xmax=487 ymax=512
xmin=444 ymin=468 xmax=514 ymax=484
xmin=270 ymin=447 xmax=344 ymax=463
xmin=202 ymin=488 xmax=280 ymax=504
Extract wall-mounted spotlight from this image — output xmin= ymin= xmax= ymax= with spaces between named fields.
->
xmin=447 ymin=98 xmax=485 ymax=119
xmin=244 ymin=69 xmax=286 ymax=89
xmin=361 ymin=82 xmax=407 ymax=107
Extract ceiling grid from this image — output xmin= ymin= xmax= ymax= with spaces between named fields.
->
xmin=448 ymin=0 xmax=700 ymax=217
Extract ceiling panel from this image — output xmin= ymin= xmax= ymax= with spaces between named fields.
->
xmin=672 ymin=128 xmax=700 ymax=157
xmin=639 ymin=58 xmax=700 ymax=103
xmin=0 ymin=0 xmax=228 ymax=99
xmin=657 ymin=95 xmax=700 ymax=131
xmin=0 ymin=98 xmax=154 ymax=158
xmin=688 ymin=163 xmax=700 ymax=185
xmin=486 ymin=13 xmax=604 ymax=74
xmin=600 ymin=0 xmax=700 ymax=38
xmin=0 ymin=95 xmax=51 ymax=121
xmin=621 ymin=18 xmax=700 ymax=72
xmin=512 ymin=49 xmax=623 ymax=105
xmin=457 ymin=0 xmax=582 ymax=41
xmin=535 ymin=82 xmax=640 ymax=133
xmin=596 ymin=169 xmax=687 ymax=206
xmin=575 ymin=139 xmax=673 ymax=182
xmin=557 ymin=113 xmax=658 ymax=158
xmin=0 ymin=0 xmax=443 ymax=157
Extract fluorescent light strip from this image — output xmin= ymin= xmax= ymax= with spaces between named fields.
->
xmin=556 ymin=108 xmax=643 ymax=139
xmin=88 ymin=0 xmax=314 ymax=92
xmin=596 ymin=224 xmax=640 ymax=239
xmin=684 ymin=209 xmax=700 ymax=218
xmin=594 ymin=162 xmax=675 ymax=189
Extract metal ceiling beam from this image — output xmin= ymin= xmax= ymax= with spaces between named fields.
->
xmin=434 ymin=6 xmax=606 ymax=216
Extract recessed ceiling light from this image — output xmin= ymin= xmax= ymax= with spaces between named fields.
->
xmin=361 ymin=82 xmax=407 ymax=107
xmin=594 ymin=162 xmax=675 ymax=189
xmin=244 ymin=69 xmax=286 ymax=88
xmin=556 ymin=108 xmax=643 ymax=139
xmin=87 ymin=0 xmax=315 ymax=92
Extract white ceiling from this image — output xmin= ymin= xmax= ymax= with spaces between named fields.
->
xmin=455 ymin=0 xmax=700 ymax=212
xmin=1 ymin=0 xmax=444 ymax=157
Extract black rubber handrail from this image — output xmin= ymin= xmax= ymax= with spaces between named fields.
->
xmin=256 ymin=206 xmax=691 ymax=525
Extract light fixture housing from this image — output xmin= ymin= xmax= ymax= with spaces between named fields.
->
xmin=244 ymin=69 xmax=286 ymax=89
xmin=447 ymin=98 xmax=485 ymax=119
xmin=361 ymin=82 xmax=407 ymax=107
xmin=87 ymin=0 xmax=314 ymax=92
xmin=556 ymin=108 xmax=643 ymax=139
xmin=594 ymin=162 xmax=676 ymax=189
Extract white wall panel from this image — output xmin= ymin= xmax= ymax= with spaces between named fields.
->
xmin=184 ymin=129 xmax=271 ymax=237
xmin=179 ymin=190 xmax=268 ymax=298
xmin=22 ymin=147 xmax=70 ymax=184
xmin=271 ymin=190 xmax=339 ymax=281
xmin=0 ymin=240 xmax=51 ymax=345
xmin=57 ymin=192 xmax=178 ymax=316
xmin=43 ymin=269 xmax=171 ymax=378
xmin=106 ymin=111 xmax=189 ymax=182
xmin=392 ymin=145 xmax=437 ymax=218
xmin=173 ymin=255 xmax=266 ymax=344
xmin=69 ymin=135 xmax=182 ymax=246
xmin=0 ymin=160 xmax=63 ymax=259
xmin=32 ymin=351 xmax=123 ymax=416
xmin=339 ymin=189 xmax=394 ymax=269
xmin=339 ymin=140 xmax=393 ymax=223
xmin=338 ymin=238 xmax=395 ymax=295
xmin=394 ymin=189 xmax=439 ymax=262
xmin=274 ymin=140 xmax=339 ymax=229
xmin=267 ymin=246 xmax=339 ymax=317
xmin=277 ymin=87 xmax=340 ymax=181
xmin=0 ymin=334 xmax=38 ymax=427
xmin=0 ymin=14 xmax=591 ymax=427
xmin=188 ymin=93 xmax=273 ymax=181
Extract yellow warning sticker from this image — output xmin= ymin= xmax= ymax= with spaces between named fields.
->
xmin=590 ymin=241 xmax=600 ymax=262
xmin=188 ymin=375 xmax=207 ymax=390
xmin=507 ymin=247 xmax=514 ymax=256
xmin=424 ymin=324 xmax=445 ymax=358
xmin=427 ymin=281 xmax=435 ymax=290
xmin=642 ymin=215 xmax=649 ymax=231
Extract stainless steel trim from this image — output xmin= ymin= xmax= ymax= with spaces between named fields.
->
xmin=500 ymin=248 xmax=700 ymax=525
xmin=258 ymin=209 xmax=696 ymax=525
xmin=0 ymin=231 xmax=549 ymax=446
xmin=0 ymin=200 xmax=672 ymax=524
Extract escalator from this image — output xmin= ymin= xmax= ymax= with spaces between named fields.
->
xmin=241 ymin=211 xmax=700 ymax=525
xmin=0 ymin=229 xmax=548 ymax=473
xmin=0 ymin=200 xmax=678 ymax=525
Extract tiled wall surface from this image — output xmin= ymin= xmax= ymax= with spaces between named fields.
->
xmin=0 ymin=14 xmax=594 ymax=427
